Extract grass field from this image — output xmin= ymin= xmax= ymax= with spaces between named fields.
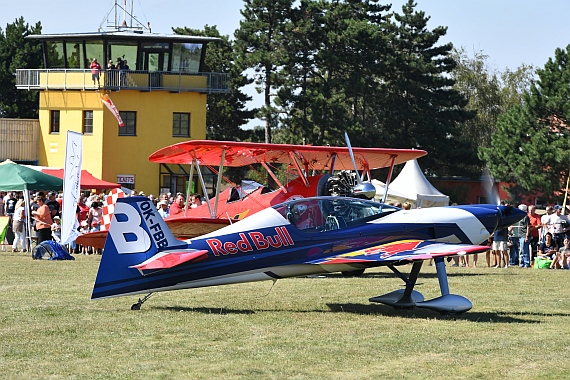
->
xmin=1 ymin=249 xmax=570 ymax=379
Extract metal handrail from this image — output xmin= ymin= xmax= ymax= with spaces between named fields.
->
xmin=15 ymin=69 xmax=230 ymax=94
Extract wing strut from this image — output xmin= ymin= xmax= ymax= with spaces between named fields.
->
xmin=381 ymin=155 xmax=397 ymax=205
xmin=194 ymin=159 xmax=214 ymax=217
xmin=183 ymin=159 xmax=195 ymax=217
xmin=213 ymin=149 xmax=226 ymax=217
xmin=289 ymin=151 xmax=309 ymax=187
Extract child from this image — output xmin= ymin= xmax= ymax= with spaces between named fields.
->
xmin=51 ymin=216 xmax=62 ymax=242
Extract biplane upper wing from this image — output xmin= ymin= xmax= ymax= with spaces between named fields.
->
xmin=148 ymin=140 xmax=426 ymax=171
xmin=306 ymin=239 xmax=490 ymax=265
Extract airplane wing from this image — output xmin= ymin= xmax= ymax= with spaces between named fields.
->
xmin=148 ymin=140 xmax=426 ymax=171
xmin=306 ymin=240 xmax=490 ymax=265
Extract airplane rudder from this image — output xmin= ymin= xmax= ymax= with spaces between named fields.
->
xmin=107 ymin=196 xmax=180 ymax=254
xmin=93 ymin=196 xmax=181 ymax=299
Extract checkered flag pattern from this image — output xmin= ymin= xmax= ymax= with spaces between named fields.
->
xmin=101 ymin=188 xmax=126 ymax=231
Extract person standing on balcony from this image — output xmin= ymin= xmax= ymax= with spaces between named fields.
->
xmin=119 ymin=59 xmax=130 ymax=87
xmin=90 ymin=58 xmax=101 ymax=87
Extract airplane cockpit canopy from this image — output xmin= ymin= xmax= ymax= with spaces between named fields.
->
xmin=274 ymin=197 xmax=400 ymax=233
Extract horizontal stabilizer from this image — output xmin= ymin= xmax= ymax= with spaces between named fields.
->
xmin=130 ymin=249 xmax=208 ymax=275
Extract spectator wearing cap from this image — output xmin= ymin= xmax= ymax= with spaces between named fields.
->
xmin=46 ymin=191 xmax=61 ymax=219
xmin=90 ymin=58 xmax=101 ymax=87
xmin=157 ymin=200 xmax=170 ymax=219
xmin=51 ymin=216 xmax=62 ymax=242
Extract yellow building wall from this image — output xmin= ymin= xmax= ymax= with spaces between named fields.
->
xmin=38 ymin=91 xmax=105 ymax=175
xmin=38 ymin=89 xmax=207 ymax=195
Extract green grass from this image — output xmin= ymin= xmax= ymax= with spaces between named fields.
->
xmin=1 ymin=249 xmax=570 ymax=379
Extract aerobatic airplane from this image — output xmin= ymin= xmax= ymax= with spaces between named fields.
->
xmin=91 ymin=195 xmax=525 ymax=314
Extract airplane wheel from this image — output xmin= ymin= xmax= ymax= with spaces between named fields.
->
xmin=341 ymin=269 xmax=365 ymax=277
xmin=131 ymin=303 xmax=141 ymax=311
xmin=316 ymin=174 xmax=332 ymax=196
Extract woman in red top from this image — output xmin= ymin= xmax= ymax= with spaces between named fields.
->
xmin=32 ymin=194 xmax=53 ymax=245
xmin=77 ymin=197 xmax=90 ymax=223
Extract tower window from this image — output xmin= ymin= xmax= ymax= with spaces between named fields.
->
xmin=172 ymin=112 xmax=190 ymax=137
xmin=83 ymin=110 xmax=93 ymax=134
xmin=118 ymin=111 xmax=136 ymax=136
xmin=50 ymin=110 xmax=60 ymax=134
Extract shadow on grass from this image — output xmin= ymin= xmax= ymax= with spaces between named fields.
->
xmin=312 ymin=271 xmax=509 ymax=280
xmin=325 ymin=303 xmax=545 ymax=323
xmin=154 ymin=306 xmax=256 ymax=314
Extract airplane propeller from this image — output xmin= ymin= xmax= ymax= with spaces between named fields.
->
xmin=344 ymin=132 xmax=377 ymax=200
xmin=482 ymin=166 xmax=501 ymax=206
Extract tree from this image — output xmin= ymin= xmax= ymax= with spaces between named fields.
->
xmin=378 ymin=0 xmax=474 ymax=177
xmin=0 ymin=17 xmax=42 ymax=118
xmin=172 ymin=25 xmax=255 ymax=141
xmin=275 ymin=0 xmax=391 ymax=146
xmin=451 ymin=48 xmax=536 ymax=179
xmin=481 ymin=45 xmax=570 ymax=201
xmin=234 ymin=0 xmax=294 ymax=143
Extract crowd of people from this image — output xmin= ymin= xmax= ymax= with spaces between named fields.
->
xmin=0 ymin=189 xmax=205 ymax=255
xmin=437 ymin=202 xmax=570 ymax=269
xmin=2 ymin=189 xmax=570 ymax=269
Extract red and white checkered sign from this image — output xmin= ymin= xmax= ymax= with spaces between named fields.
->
xmin=101 ymin=188 xmax=126 ymax=231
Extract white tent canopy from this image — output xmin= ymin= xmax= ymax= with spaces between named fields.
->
xmin=374 ymin=159 xmax=449 ymax=208
xmin=372 ymin=179 xmax=413 ymax=205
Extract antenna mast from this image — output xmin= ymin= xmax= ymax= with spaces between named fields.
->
xmin=99 ymin=0 xmax=151 ymax=32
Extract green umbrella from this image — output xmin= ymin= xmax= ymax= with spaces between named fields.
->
xmin=0 ymin=159 xmax=63 ymax=191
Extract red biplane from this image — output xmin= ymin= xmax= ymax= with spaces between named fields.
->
xmin=77 ymin=139 xmax=426 ymax=247
xmin=150 ymin=140 xmax=426 ymax=239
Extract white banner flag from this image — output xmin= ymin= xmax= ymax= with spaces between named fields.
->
xmin=61 ymin=131 xmax=82 ymax=245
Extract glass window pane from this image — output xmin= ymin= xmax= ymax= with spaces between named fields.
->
xmin=83 ymin=110 xmax=93 ymax=134
xmin=66 ymin=42 xmax=83 ymax=69
xmin=119 ymin=111 xmax=136 ymax=136
xmin=109 ymin=42 xmax=138 ymax=70
xmin=50 ymin=110 xmax=60 ymax=134
xmin=172 ymin=112 xmax=190 ymax=137
xmin=85 ymin=41 xmax=104 ymax=69
xmin=171 ymin=43 xmax=202 ymax=73
xmin=46 ymin=41 xmax=65 ymax=68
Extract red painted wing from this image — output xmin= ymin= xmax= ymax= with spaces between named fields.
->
xmin=307 ymin=240 xmax=490 ymax=265
xmin=149 ymin=140 xmax=426 ymax=171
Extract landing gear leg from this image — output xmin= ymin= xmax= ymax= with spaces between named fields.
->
xmin=131 ymin=293 xmax=154 ymax=310
xmin=369 ymin=261 xmax=425 ymax=308
xmin=415 ymin=256 xmax=472 ymax=314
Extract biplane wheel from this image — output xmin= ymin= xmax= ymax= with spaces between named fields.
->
xmin=316 ymin=174 xmax=332 ymax=196
xmin=131 ymin=303 xmax=141 ymax=311
xmin=341 ymin=269 xmax=365 ymax=277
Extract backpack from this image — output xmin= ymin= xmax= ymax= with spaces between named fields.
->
xmin=32 ymin=240 xmax=75 ymax=260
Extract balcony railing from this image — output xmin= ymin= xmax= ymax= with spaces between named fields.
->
xmin=16 ymin=69 xmax=231 ymax=94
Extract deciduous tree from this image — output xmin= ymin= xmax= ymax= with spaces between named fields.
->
xmin=0 ymin=17 xmax=42 ymax=118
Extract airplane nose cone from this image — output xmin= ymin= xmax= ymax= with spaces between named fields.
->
xmin=353 ymin=183 xmax=377 ymax=200
xmin=497 ymin=205 xmax=526 ymax=229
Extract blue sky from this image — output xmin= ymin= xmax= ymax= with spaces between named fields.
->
xmin=3 ymin=0 xmax=569 ymax=126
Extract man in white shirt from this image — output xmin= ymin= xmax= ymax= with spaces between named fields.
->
xmin=550 ymin=205 xmax=569 ymax=247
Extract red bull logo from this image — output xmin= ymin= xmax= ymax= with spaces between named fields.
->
xmin=206 ymin=227 xmax=294 ymax=256
xmin=364 ymin=240 xmax=422 ymax=259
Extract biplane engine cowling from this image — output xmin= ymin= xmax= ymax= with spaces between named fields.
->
xmin=326 ymin=170 xmax=375 ymax=200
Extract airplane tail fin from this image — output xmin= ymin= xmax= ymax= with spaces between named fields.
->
xmin=91 ymin=196 xmax=188 ymax=300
